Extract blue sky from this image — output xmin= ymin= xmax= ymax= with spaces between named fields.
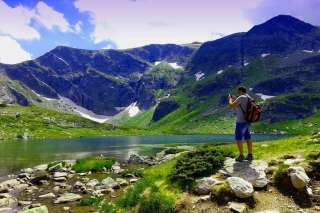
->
xmin=0 ymin=0 xmax=319 ymax=64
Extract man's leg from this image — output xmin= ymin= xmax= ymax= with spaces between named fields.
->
xmin=236 ymin=140 xmax=244 ymax=154
xmin=246 ymin=140 xmax=253 ymax=154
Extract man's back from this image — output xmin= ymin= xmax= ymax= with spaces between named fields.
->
xmin=235 ymin=94 xmax=251 ymax=123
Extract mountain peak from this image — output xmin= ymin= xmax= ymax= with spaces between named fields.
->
xmin=247 ymin=15 xmax=316 ymax=35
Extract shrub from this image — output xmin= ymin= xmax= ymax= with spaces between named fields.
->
xmin=169 ymin=148 xmax=233 ymax=190
xmin=100 ymin=203 xmax=117 ymax=213
xmin=121 ymin=168 xmax=144 ymax=178
xmin=138 ymin=192 xmax=175 ymax=213
xmin=73 ymin=156 xmax=115 ymax=173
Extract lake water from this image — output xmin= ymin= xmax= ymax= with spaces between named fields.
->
xmin=0 ymin=134 xmax=285 ymax=176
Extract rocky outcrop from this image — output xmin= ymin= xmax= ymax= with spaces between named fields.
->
xmin=53 ymin=193 xmax=82 ymax=204
xmin=220 ymin=158 xmax=268 ymax=188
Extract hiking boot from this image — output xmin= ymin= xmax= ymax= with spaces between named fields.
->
xmin=235 ymin=154 xmax=245 ymax=162
xmin=245 ymin=154 xmax=254 ymax=161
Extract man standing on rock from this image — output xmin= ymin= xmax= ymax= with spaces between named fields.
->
xmin=228 ymin=86 xmax=253 ymax=162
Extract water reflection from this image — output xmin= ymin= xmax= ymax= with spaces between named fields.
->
xmin=0 ymin=134 xmax=285 ymax=176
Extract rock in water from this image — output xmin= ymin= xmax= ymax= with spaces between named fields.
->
xmin=128 ymin=154 xmax=145 ymax=164
xmin=227 ymin=177 xmax=254 ymax=198
xmin=288 ymin=166 xmax=310 ymax=189
xmin=221 ymin=158 xmax=268 ymax=188
xmin=19 ymin=206 xmax=48 ymax=213
xmin=54 ymin=193 xmax=82 ymax=204
xmin=228 ymin=202 xmax=248 ymax=213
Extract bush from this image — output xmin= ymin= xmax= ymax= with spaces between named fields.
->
xmin=100 ymin=203 xmax=117 ymax=213
xmin=121 ymin=168 xmax=144 ymax=178
xmin=80 ymin=197 xmax=103 ymax=206
xmin=169 ymin=148 xmax=233 ymax=190
xmin=73 ymin=156 xmax=115 ymax=173
xmin=138 ymin=193 xmax=175 ymax=213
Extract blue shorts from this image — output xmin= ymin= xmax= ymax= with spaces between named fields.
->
xmin=235 ymin=122 xmax=251 ymax=141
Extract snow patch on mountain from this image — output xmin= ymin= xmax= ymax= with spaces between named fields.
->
xmin=261 ymin=53 xmax=270 ymax=58
xmin=217 ymin=70 xmax=224 ymax=75
xmin=154 ymin=61 xmax=182 ymax=69
xmin=195 ymin=72 xmax=205 ymax=81
xmin=31 ymin=90 xmax=57 ymax=101
xmin=123 ymin=102 xmax=140 ymax=117
xmin=53 ymin=54 xmax=70 ymax=66
xmin=302 ymin=50 xmax=314 ymax=53
xmin=256 ymin=93 xmax=275 ymax=101
xmin=59 ymin=96 xmax=110 ymax=123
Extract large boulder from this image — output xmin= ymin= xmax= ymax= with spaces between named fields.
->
xmin=288 ymin=166 xmax=310 ymax=190
xmin=221 ymin=158 xmax=268 ymax=188
xmin=227 ymin=177 xmax=254 ymax=198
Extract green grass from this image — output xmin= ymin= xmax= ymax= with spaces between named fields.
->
xmin=254 ymin=110 xmax=320 ymax=135
xmin=0 ymin=105 xmax=161 ymax=140
xmin=116 ymin=159 xmax=181 ymax=212
xmin=72 ymin=156 xmax=115 ymax=173
xmin=80 ymin=197 xmax=103 ymax=206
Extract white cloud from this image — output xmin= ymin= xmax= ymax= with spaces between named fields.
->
xmin=0 ymin=36 xmax=32 ymax=64
xmin=34 ymin=1 xmax=72 ymax=32
xmin=74 ymin=21 xmax=82 ymax=33
xmin=74 ymin=0 xmax=259 ymax=49
xmin=0 ymin=0 xmax=40 ymax=40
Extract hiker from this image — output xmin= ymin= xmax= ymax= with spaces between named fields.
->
xmin=228 ymin=86 xmax=259 ymax=162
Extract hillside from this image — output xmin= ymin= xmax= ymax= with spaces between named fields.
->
xmin=123 ymin=15 xmax=320 ymax=135
xmin=0 ymin=15 xmax=320 ymax=136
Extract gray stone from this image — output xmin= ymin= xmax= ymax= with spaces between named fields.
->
xmin=53 ymin=193 xmax=82 ymax=204
xmin=19 ymin=205 xmax=48 ymax=213
xmin=228 ymin=202 xmax=248 ymax=213
xmin=288 ymin=166 xmax=310 ymax=190
xmin=129 ymin=178 xmax=139 ymax=184
xmin=21 ymin=168 xmax=34 ymax=174
xmin=254 ymin=211 xmax=280 ymax=213
xmin=193 ymin=177 xmax=222 ymax=195
xmin=128 ymin=154 xmax=145 ymax=164
xmin=221 ymin=158 xmax=268 ymax=188
xmin=86 ymin=179 xmax=100 ymax=188
xmin=0 ymin=196 xmax=17 ymax=209
xmin=100 ymin=177 xmax=116 ymax=188
xmin=227 ymin=177 xmax=254 ymax=198
xmin=33 ymin=164 xmax=48 ymax=172
xmin=0 ymin=207 xmax=13 ymax=213
xmin=116 ymin=178 xmax=128 ymax=187
xmin=39 ymin=193 xmax=56 ymax=199
xmin=53 ymin=172 xmax=68 ymax=178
